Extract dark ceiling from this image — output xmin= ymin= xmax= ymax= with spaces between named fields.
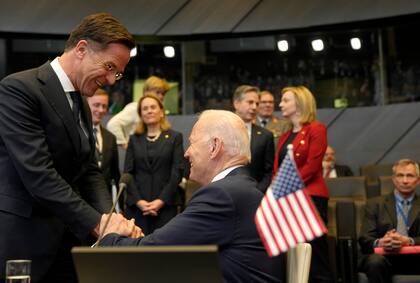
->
xmin=1 ymin=0 xmax=420 ymax=36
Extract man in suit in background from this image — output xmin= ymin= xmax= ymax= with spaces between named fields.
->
xmin=233 ymin=85 xmax=274 ymax=192
xmin=87 ymin=88 xmax=122 ymax=212
xmin=358 ymin=159 xmax=420 ymax=283
xmin=0 ymin=13 xmax=135 ymax=282
xmin=256 ymin=90 xmax=289 ymax=146
xmin=99 ymin=110 xmax=283 ymax=283
xmin=322 ymin=145 xmax=353 ymax=178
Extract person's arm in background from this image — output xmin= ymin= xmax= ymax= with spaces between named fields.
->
xmin=150 ymin=132 xmax=184 ymax=212
xmin=257 ymin=131 xmax=274 ymax=192
xmin=123 ymin=137 xmax=142 ymax=207
xmin=299 ymin=123 xmax=327 ymax=184
xmin=107 ymin=102 xmax=139 ymax=149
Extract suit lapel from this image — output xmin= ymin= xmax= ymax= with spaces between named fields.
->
xmin=100 ymin=126 xmax=110 ymax=164
xmin=81 ymin=97 xmax=95 ymax=152
xmin=292 ymin=124 xmax=309 ymax=154
xmin=149 ymin=131 xmax=170 ymax=169
xmin=409 ymin=195 xmax=420 ymax=227
xmin=37 ymin=62 xmax=82 ymax=155
xmin=138 ymin=135 xmax=153 ymax=170
xmin=250 ymin=124 xmax=263 ymax=154
xmin=384 ymin=194 xmax=398 ymax=227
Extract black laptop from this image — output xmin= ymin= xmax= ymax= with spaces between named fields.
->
xmin=71 ymin=245 xmax=222 ymax=283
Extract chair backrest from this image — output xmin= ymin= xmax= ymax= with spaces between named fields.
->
xmin=326 ymin=176 xmax=367 ymax=199
xmin=360 ymin=164 xmax=393 ymax=182
xmin=287 ymin=243 xmax=312 ymax=283
xmin=326 ymin=177 xmax=367 ymax=237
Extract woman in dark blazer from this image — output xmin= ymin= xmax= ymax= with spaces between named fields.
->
xmin=124 ymin=94 xmax=184 ymax=235
xmin=273 ymin=86 xmax=333 ymax=283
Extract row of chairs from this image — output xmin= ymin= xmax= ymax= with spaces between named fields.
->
xmin=326 ymin=176 xmax=420 ymax=283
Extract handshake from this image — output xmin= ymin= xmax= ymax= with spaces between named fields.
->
xmin=98 ymin=213 xmax=144 ymax=239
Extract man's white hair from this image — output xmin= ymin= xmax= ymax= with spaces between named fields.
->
xmin=198 ymin=110 xmax=251 ymax=162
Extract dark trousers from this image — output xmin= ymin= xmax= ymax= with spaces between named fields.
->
xmin=39 ymin=230 xmax=79 ymax=283
xmin=359 ymin=253 xmax=420 ymax=283
xmin=309 ymin=196 xmax=334 ymax=283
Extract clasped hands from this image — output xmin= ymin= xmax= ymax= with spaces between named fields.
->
xmin=98 ymin=213 xmax=144 ymax=239
xmin=136 ymin=199 xmax=164 ymax=216
xmin=378 ymin=229 xmax=412 ymax=251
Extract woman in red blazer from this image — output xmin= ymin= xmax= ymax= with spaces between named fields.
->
xmin=274 ymin=86 xmax=333 ymax=283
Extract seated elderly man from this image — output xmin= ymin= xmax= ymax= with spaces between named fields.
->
xmin=358 ymin=159 xmax=420 ymax=283
xmin=100 ymin=110 xmax=283 ymax=283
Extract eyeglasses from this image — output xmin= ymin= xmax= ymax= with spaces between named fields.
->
xmin=102 ymin=62 xmax=124 ymax=81
xmin=394 ymin=173 xmax=418 ymax=181
xmin=87 ymin=44 xmax=124 ymax=81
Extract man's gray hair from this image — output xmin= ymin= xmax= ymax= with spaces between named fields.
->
xmin=392 ymin=159 xmax=420 ymax=176
xmin=198 ymin=110 xmax=251 ymax=162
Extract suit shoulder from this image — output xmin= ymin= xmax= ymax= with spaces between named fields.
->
xmin=253 ymin=124 xmax=274 ymax=138
xmin=101 ymin=127 xmax=117 ymax=140
xmin=309 ymin=121 xmax=327 ymax=130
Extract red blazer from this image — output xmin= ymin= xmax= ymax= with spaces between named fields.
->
xmin=274 ymin=121 xmax=329 ymax=198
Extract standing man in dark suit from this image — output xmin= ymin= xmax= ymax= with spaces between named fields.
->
xmin=233 ymin=85 xmax=274 ymax=192
xmin=99 ymin=110 xmax=283 ymax=283
xmin=87 ymin=88 xmax=122 ymax=212
xmin=0 ymin=13 xmax=135 ymax=282
xmin=322 ymin=145 xmax=353 ymax=178
xmin=358 ymin=159 xmax=420 ymax=283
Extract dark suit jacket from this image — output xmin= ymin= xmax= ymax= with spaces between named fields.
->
xmin=248 ymin=124 xmax=274 ymax=192
xmin=359 ymin=193 xmax=420 ymax=254
xmin=274 ymin=121 xmax=329 ymax=198
xmin=125 ymin=129 xmax=184 ymax=206
xmin=335 ymin=164 xmax=354 ymax=177
xmin=0 ymin=62 xmax=111 ymax=281
xmin=99 ymin=126 xmax=122 ymax=208
xmin=100 ymin=167 xmax=283 ymax=283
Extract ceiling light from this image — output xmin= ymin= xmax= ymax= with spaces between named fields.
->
xmin=277 ymin=40 xmax=289 ymax=52
xmin=163 ymin=46 xmax=175 ymax=58
xmin=350 ymin=37 xmax=361 ymax=50
xmin=311 ymin=39 xmax=324 ymax=52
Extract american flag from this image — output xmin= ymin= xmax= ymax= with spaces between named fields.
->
xmin=255 ymin=146 xmax=327 ymax=257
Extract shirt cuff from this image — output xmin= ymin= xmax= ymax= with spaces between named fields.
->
xmin=408 ymin=237 xmax=415 ymax=246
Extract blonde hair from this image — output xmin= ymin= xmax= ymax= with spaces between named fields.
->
xmin=198 ymin=110 xmax=250 ymax=162
xmin=93 ymin=88 xmax=109 ymax=97
xmin=143 ymin=76 xmax=170 ymax=93
xmin=281 ymin=86 xmax=317 ymax=124
xmin=135 ymin=94 xmax=171 ymax=134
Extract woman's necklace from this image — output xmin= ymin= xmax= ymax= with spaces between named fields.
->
xmin=146 ymin=132 xmax=161 ymax=142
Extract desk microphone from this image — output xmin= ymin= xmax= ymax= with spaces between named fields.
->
xmin=91 ymin=173 xmax=132 ymax=248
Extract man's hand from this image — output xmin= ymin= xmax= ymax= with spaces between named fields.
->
xmin=378 ymin=229 xmax=412 ymax=251
xmin=378 ymin=230 xmax=395 ymax=251
xmin=99 ymin=213 xmax=144 ymax=238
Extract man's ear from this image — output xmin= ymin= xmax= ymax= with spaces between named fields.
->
xmin=74 ymin=40 xmax=89 ymax=59
xmin=209 ymin=137 xmax=222 ymax=159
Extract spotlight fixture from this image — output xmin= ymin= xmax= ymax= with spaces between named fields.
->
xmin=277 ymin=40 xmax=289 ymax=52
xmin=163 ymin=46 xmax=175 ymax=58
xmin=350 ymin=37 xmax=361 ymax=50
xmin=311 ymin=39 xmax=324 ymax=52
xmin=130 ymin=47 xmax=137 ymax=57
